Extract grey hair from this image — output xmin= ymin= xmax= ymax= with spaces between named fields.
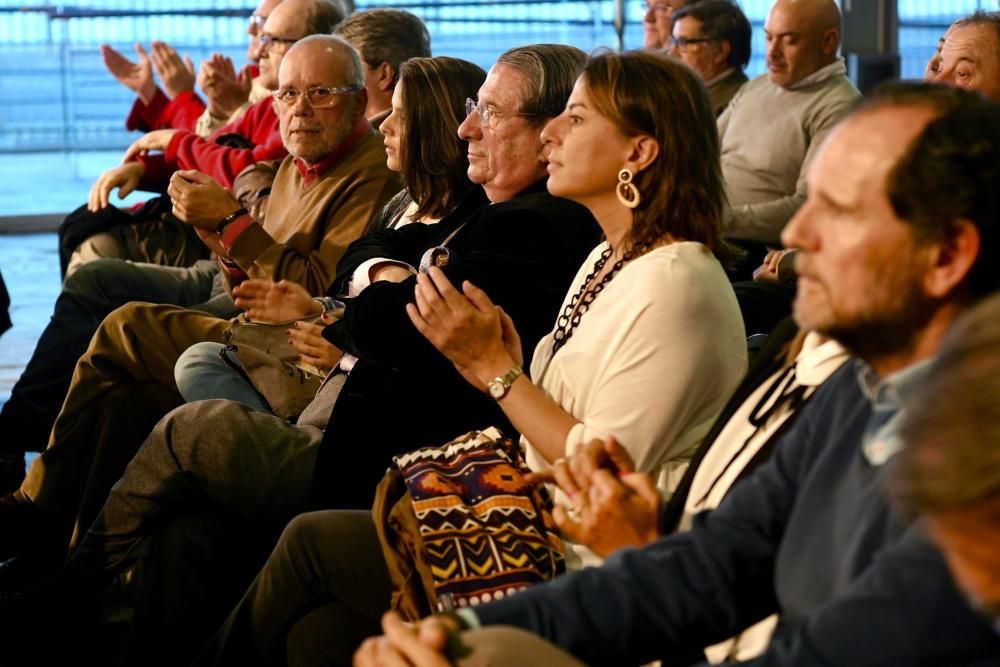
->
xmin=496 ymin=44 xmax=586 ymax=125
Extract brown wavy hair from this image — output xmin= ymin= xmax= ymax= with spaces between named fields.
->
xmin=580 ymin=49 xmax=728 ymax=261
xmin=396 ymin=57 xmax=487 ymax=220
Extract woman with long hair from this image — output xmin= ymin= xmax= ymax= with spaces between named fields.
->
xmin=174 ymin=56 xmax=489 ymax=405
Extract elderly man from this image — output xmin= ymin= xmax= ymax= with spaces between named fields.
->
xmin=335 ymin=8 xmax=431 ymax=122
xmin=0 ymin=0 xmax=351 ymax=475
xmin=356 ymin=82 xmax=1000 ymax=666
xmin=719 ymin=0 xmax=857 ymax=250
xmin=641 ymin=0 xmax=688 ymax=50
xmin=891 ymin=292 xmax=1000 ymax=634
xmin=925 ymin=10 xmax=1000 ymax=102
xmin=0 ymin=35 xmax=399 ymax=569
xmin=2 ymin=44 xmax=600 ymax=667
xmin=669 ymin=0 xmax=751 ymax=115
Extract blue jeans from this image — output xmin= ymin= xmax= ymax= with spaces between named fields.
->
xmin=174 ymin=342 xmax=273 ymax=415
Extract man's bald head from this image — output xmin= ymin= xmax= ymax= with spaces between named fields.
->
xmin=764 ymin=0 xmax=841 ymax=87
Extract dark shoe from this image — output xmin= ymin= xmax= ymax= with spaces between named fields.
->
xmin=0 ymin=492 xmax=66 ymax=562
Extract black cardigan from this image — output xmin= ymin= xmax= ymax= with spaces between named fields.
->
xmin=311 ymin=181 xmax=601 ymax=509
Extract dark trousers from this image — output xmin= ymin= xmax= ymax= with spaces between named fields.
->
xmin=0 ymin=258 xmax=232 ymax=454
xmin=194 ymin=510 xmax=392 ymax=667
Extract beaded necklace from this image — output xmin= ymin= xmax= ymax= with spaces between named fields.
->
xmin=551 ymin=245 xmax=638 ymax=354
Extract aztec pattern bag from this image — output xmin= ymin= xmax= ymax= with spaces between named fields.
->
xmin=372 ymin=427 xmax=565 ymax=621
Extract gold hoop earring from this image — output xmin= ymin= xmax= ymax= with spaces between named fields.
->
xmin=616 ymin=168 xmax=640 ymax=209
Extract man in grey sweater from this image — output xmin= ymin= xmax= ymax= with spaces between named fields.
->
xmin=719 ymin=0 xmax=858 ymax=247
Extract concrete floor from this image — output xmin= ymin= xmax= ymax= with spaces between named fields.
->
xmin=0 ymin=232 xmax=61 ymax=405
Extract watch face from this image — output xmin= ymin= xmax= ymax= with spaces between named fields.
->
xmin=488 ymin=380 xmax=505 ymax=399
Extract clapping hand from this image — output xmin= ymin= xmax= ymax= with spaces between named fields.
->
xmin=232 ymin=279 xmax=320 ymax=323
xmin=149 ymin=40 xmax=196 ymax=99
xmin=100 ymin=43 xmax=156 ymax=103
xmin=199 ymin=53 xmax=253 ymax=119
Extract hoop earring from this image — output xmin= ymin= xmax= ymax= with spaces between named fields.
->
xmin=616 ymin=168 xmax=640 ymax=209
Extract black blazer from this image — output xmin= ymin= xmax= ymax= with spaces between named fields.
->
xmin=311 ymin=181 xmax=601 ymax=509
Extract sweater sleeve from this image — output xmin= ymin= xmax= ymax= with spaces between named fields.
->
xmin=225 ymin=168 xmax=402 ymax=296
xmin=124 ymin=89 xmax=206 ymax=133
xmin=156 ymin=90 xmax=207 ymax=133
xmin=164 ymin=127 xmax=286 ymax=191
xmin=471 ymin=383 xmax=826 ymax=666
xmin=724 ymin=83 xmax=857 ymax=245
xmin=742 ymin=527 xmax=1000 ymax=666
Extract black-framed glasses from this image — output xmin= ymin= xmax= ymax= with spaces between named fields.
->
xmin=464 ymin=98 xmax=537 ymax=128
xmin=669 ymin=36 xmax=713 ymax=49
xmin=272 ymin=85 xmax=362 ymax=108
xmin=259 ymin=33 xmax=299 ymax=51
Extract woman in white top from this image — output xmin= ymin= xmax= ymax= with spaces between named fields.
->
xmin=408 ymin=49 xmax=747 ymax=566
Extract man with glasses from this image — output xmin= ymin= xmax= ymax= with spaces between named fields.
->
xmin=669 ymin=0 xmax=751 ymax=116
xmin=640 ymin=0 xmax=688 ymax=50
xmin=0 ymin=44 xmax=601 ymax=667
xmin=0 ymin=0 xmax=362 ymax=510
xmin=718 ymin=0 xmax=856 ymax=263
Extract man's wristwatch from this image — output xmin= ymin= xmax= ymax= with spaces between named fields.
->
xmin=487 ymin=366 xmax=523 ymax=400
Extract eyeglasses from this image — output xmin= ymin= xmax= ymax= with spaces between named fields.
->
xmin=259 ymin=33 xmax=299 ymax=51
xmin=640 ymin=1 xmax=677 ymax=16
xmin=669 ymin=36 xmax=713 ymax=49
xmin=464 ymin=98 xmax=537 ymax=128
xmin=273 ymin=85 xmax=362 ymax=108
xmin=248 ymin=14 xmax=266 ymax=33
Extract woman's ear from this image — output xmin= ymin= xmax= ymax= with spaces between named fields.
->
xmin=625 ymin=135 xmax=660 ymax=175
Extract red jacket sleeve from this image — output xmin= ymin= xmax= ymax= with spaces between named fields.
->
xmin=124 ymin=88 xmax=206 ymax=133
xmin=162 ymin=99 xmax=287 ymax=190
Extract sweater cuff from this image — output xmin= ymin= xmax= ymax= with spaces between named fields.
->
xmin=164 ymin=129 xmax=191 ymax=165
xmin=219 ymin=213 xmax=256 ymax=250
xmin=125 ymin=87 xmax=169 ymax=132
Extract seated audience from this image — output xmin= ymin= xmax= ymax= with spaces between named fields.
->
xmin=0 ymin=34 xmax=400 ymax=569
xmin=355 ymin=82 xmax=1000 ymax=667
xmin=0 ymin=44 xmax=600 ymax=667
xmin=891 ymin=292 xmax=1000 ymax=634
xmin=669 ymin=0 xmax=751 ymax=115
xmin=60 ymin=0 xmax=348 ymax=277
xmin=186 ymin=46 xmax=746 ymax=666
xmin=0 ymin=0 xmax=402 ymax=475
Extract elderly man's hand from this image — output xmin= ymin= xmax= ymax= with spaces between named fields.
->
xmin=354 ymin=612 xmax=459 ymax=667
xmin=88 ymin=161 xmax=145 ymax=212
xmin=407 ymin=266 xmax=524 ymax=388
xmin=199 ymin=54 xmax=254 ymax=119
xmin=753 ymin=248 xmax=797 ymax=283
xmin=289 ymin=317 xmax=343 ymax=372
xmin=123 ymin=129 xmax=180 ymax=162
xmin=527 ymin=436 xmax=636 ymax=499
xmin=166 ymin=170 xmax=241 ymax=230
xmin=100 ymin=43 xmax=156 ymax=104
xmin=149 ymin=40 xmax=196 ymax=99
xmin=232 ymin=279 xmax=321 ymax=323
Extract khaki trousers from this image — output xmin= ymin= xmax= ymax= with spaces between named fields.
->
xmin=21 ymin=301 xmax=230 ymax=523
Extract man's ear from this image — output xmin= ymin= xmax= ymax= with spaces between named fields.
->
xmin=353 ymin=87 xmax=369 ymax=121
xmin=625 ymin=135 xmax=660 ymax=176
xmin=822 ymin=28 xmax=840 ymax=57
xmin=924 ymin=218 xmax=981 ymax=299
xmin=373 ymin=61 xmax=395 ymax=93
xmin=713 ymin=40 xmax=732 ymax=69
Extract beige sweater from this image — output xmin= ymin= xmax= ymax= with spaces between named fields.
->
xmin=719 ymin=59 xmax=859 ymax=244
xmin=228 ymin=128 xmax=402 ymax=295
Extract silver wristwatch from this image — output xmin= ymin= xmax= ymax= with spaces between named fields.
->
xmin=487 ymin=367 xmax=523 ymax=400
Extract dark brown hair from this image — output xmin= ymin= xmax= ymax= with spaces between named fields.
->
xmin=673 ymin=0 xmax=752 ymax=70
xmin=397 ymin=57 xmax=486 ymax=220
xmin=334 ymin=9 xmax=431 ymax=85
xmin=580 ymin=49 xmax=727 ymax=260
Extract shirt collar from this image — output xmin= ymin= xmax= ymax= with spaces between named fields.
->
xmin=704 ymin=68 xmax=737 ymax=88
xmin=854 ymin=357 xmax=936 ymax=466
xmin=783 ymin=58 xmax=847 ymax=91
xmin=293 ymin=115 xmax=372 ymax=187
